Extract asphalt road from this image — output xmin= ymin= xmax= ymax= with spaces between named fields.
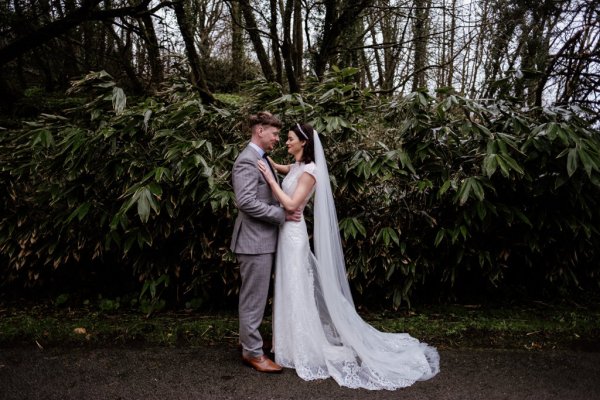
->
xmin=1 ymin=345 xmax=599 ymax=400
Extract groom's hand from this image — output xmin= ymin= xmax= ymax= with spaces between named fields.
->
xmin=285 ymin=208 xmax=302 ymax=222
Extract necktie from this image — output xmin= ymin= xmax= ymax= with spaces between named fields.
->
xmin=262 ymin=153 xmax=278 ymax=183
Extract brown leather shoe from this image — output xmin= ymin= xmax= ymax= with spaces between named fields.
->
xmin=242 ymin=354 xmax=283 ymax=373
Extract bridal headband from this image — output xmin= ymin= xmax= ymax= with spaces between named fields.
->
xmin=296 ymin=123 xmax=309 ymax=140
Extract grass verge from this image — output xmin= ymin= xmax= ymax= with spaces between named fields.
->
xmin=1 ymin=302 xmax=599 ymax=351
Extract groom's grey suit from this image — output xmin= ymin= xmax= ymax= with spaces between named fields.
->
xmin=231 ymin=144 xmax=285 ymax=358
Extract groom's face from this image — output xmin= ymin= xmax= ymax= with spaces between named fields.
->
xmin=259 ymin=125 xmax=280 ymax=152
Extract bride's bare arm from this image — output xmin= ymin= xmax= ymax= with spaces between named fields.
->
xmin=258 ymin=160 xmax=315 ymax=212
xmin=267 ymin=156 xmax=291 ymax=174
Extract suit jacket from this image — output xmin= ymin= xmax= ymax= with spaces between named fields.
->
xmin=230 ymin=144 xmax=285 ymax=254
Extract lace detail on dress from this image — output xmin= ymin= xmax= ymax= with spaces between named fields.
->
xmin=273 ymin=160 xmax=439 ymax=390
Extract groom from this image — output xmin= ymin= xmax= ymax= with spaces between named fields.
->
xmin=230 ymin=111 xmax=300 ymax=373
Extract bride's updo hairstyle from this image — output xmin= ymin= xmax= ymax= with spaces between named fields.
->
xmin=292 ymin=122 xmax=315 ymax=164
xmin=248 ymin=111 xmax=282 ymax=129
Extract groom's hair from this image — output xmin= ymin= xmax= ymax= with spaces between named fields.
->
xmin=292 ymin=123 xmax=315 ymax=164
xmin=248 ymin=111 xmax=282 ymax=130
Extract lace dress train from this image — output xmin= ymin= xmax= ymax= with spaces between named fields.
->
xmin=273 ymin=162 xmax=439 ymax=390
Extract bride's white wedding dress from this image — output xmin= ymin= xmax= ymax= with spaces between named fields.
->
xmin=273 ymin=143 xmax=439 ymax=390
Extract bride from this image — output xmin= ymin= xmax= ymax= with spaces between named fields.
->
xmin=257 ymin=122 xmax=439 ymax=390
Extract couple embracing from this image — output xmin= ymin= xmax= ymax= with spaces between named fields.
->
xmin=230 ymin=111 xmax=439 ymax=390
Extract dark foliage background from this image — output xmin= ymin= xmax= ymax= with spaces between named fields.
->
xmin=1 ymin=69 xmax=600 ymax=311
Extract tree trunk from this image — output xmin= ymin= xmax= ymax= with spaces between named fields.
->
xmin=105 ymin=23 xmax=145 ymax=94
xmin=369 ymin=15 xmax=384 ymax=89
xmin=293 ymin=0 xmax=303 ymax=78
xmin=446 ymin=0 xmax=456 ymax=88
xmin=380 ymin=0 xmax=397 ymax=92
xmin=238 ymin=0 xmax=275 ymax=82
xmin=230 ymin=0 xmax=244 ymax=88
xmin=282 ymin=0 xmax=299 ymax=92
xmin=139 ymin=11 xmax=163 ymax=86
xmin=173 ymin=0 xmax=215 ymax=103
xmin=269 ymin=0 xmax=283 ymax=84
xmin=314 ymin=0 xmax=373 ymax=79
xmin=411 ymin=0 xmax=431 ymax=91
xmin=338 ymin=2 xmax=363 ymax=79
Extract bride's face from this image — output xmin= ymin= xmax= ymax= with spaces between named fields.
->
xmin=286 ymin=131 xmax=305 ymax=159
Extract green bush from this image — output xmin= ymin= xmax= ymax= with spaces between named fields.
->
xmin=371 ymin=91 xmax=600 ymax=306
xmin=1 ymin=71 xmax=242 ymax=307
xmin=1 ymin=69 xmax=600 ymax=310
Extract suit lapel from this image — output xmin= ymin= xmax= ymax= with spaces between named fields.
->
xmin=247 ymin=144 xmax=279 ymax=185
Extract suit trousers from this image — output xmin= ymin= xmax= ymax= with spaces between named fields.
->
xmin=237 ymin=253 xmax=274 ymax=358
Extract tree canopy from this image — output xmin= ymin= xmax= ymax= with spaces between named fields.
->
xmin=1 ymin=0 xmax=598 ymax=123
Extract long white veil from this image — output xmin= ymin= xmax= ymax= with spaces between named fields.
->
xmin=308 ymin=130 xmax=440 ymax=390
xmin=312 ymin=130 xmax=355 ymax=307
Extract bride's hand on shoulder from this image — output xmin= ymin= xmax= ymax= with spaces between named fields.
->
xmin=257 ymin=159 xmax=276 ymax=185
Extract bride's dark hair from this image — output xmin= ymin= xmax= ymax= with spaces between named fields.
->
xmin=292 ymin=123 xmax=315 ymax=164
